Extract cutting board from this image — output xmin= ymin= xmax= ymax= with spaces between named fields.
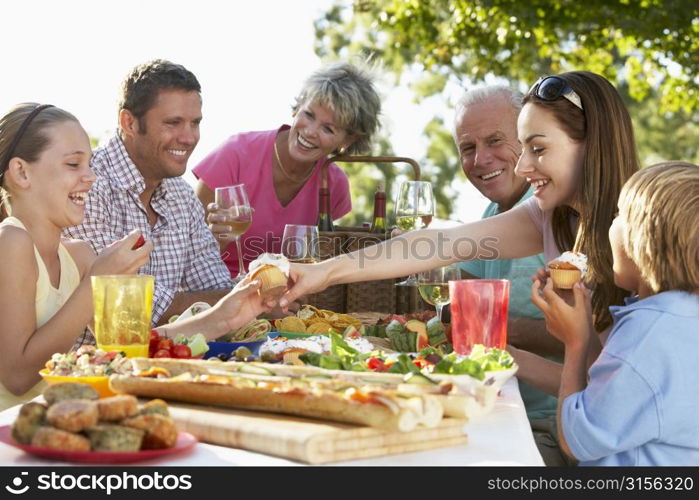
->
xmin=166 ymin=401 xmax=468 ymax=464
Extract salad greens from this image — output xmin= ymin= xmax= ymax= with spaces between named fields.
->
xmin=299 ymin=333 xmax=374 ymax=372
xmin=297 ymin=333 xmax=514 ymax=380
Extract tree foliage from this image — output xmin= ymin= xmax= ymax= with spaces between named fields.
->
xmin=316 ymin=0 xmax=699 ymax=220
xmin=316 ymin=0 xmax=698 ymax=113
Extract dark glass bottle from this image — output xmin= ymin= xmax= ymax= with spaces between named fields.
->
xmin=370 ymin=183 xmax=387 ymax=234
xmin=317 ymin=187 xmax=334 ymax=232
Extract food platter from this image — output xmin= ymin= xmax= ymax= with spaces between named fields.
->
xmin=273 ymin=331 xmax=321 ymax=339
xmin=39 ymin=370 xmax=115 ymax=398
xmin=204 ymin=333 xmax=281 ymax=359
xmin=0 ymin=426 xmax=197 ymax=464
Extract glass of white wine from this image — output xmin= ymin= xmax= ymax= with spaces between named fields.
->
xmin=394 ymin=180 xmax=435 ymax=286
xmin=215 ymin=184 xmax=253 ymax=284
xmin=281 ymin=224 xmax=319 ymax=263
xmin=418 ymin=263 xmax=461 ymax=322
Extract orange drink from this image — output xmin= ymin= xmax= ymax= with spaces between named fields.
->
xmin=97 ymin=344 xmax=149 ymax=358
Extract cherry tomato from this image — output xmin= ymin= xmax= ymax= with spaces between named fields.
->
xmin=411 ymin=356 xmax=429 ymax=369
xmin=172 ymin=344 xmax=192 ymax=359
xmin=149 ymin=331 xmax=160 ymax=353
xmin=153 ymin=348 xmax=171 ymax=358
xmin=157 ymin=338 xmax=174 ymax=352
xmin=366 ymin=357 xmax=387 ymax=372
xmin=132 ymin=234 xmax=146 ymax=250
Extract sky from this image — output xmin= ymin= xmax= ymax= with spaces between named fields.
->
xmin=3 ymin=0 xmax=488 ymax=223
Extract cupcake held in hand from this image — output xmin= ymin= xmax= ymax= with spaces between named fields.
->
xmin=548 ymin=251 xmax=588 ymax=289
xmin=248 ymin=253 xmax=290 ymax=299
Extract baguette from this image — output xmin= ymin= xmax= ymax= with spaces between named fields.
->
xmin=124 ymin=358 xmax=478 ymax=420
xmin=110 ymin=363 xmax=442 ymax=432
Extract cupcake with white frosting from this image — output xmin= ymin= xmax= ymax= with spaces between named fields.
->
xmin=248 ymin=253 xmax=290 ymax=299
xmin=547 ymin=251 xmax=587 ymax=289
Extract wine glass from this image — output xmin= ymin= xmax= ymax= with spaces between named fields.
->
xmin=281 ymin=224 xmax=320 ymax=263
xmin=215 ymin=184 xmax=253 ymax=284
xmin=394 ymin=180 xmax=435 ymax=286
xmin=417 ymin=263 xmax=461 ymax=322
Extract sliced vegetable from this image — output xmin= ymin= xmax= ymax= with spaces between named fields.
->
xmin=402 ymin=372 xmax=438 ymax=385
xmin=236 ymin=364 xmax=276 ymax=375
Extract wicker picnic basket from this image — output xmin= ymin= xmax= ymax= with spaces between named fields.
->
xmin=305 ymin=155 xmax=430 ymax=315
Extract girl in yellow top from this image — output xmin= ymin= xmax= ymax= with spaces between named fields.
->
xmin=0 ymin=104 xmax=273 ymax=410
xmin=0 ymin=103 xmax=152 ymax=409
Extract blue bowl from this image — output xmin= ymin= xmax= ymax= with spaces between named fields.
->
xmin=204 ymin=333 xmax=278 ymax=359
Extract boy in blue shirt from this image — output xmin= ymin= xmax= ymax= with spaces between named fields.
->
xmin=531 ymin=161 xmax=699 ymax=466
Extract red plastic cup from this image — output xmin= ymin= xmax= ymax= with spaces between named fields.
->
xmin=449 ymin=279 xmax=510 ymax=354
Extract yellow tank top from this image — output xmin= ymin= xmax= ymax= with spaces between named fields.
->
xmin=0 ymin=216 xmax=82 ymax=410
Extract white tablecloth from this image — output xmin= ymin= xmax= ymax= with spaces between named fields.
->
xmin=0 ymin=378 xmax=543 ymax=466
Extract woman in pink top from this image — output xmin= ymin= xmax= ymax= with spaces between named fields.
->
xmin=194 ymin=62 xmax=382 ymax=277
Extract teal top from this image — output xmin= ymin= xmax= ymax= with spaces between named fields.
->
xmin=458 ymin=188 xmax=558 ymax=420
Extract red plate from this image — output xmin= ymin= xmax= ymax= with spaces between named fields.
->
xmin=0 ymin=425 xmax=197 ymax=464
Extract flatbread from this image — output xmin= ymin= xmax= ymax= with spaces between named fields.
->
xmin=110 ymin=359 xmax=442 ymax=432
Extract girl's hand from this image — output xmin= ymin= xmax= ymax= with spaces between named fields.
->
xmin=90 ymin=230 xmax=152 ymax=276
xmin=279 ymin=262 xmax=329 ymax=310
xmin=530 ymin=278 xmax=592 ymax=348
xmin=213 ymin=277 xmax=276 ymax=332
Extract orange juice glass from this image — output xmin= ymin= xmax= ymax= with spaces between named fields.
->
xmin=91 ymin=275 xmax=154 ymax=358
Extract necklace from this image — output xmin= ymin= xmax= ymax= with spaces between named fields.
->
xmin=273 ymin=136 xmax=316 ymax=184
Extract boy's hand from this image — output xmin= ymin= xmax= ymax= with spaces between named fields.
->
xmin=530 ymin=278 xmax=592 ymax=348
xmin=531 ymin=267 xmax=549 ymax=288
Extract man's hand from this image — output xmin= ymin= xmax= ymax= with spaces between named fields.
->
xmin=213 ymin=278 xmax=276 ymax=333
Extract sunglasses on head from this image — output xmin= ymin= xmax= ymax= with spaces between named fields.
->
xmin=528 ymin=76 xmax=583 ymax=110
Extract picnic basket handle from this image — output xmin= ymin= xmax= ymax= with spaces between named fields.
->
xmin=320 ymin=155 xmax=421 ymax=189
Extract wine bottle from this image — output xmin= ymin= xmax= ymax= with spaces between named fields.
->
xmin=370 ymin=183 xmax=387 ymax=234
xmin=317 ymin=187 xmax=334 ymax=232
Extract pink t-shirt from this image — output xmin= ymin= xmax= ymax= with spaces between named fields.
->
xmin=523 ymin=196 xmax=579 ymax=263
xmin=193 ymin=126 xmax=352 ymax=276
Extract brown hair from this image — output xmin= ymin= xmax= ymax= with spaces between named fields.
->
xmin=119 ymin=59 xmax=200 ymax=134
xmin=620 ymin=161 xmax=699 ymax=294
xmin=524 ymin=71 xmax=639 ymax=331
xmin=0 ymin=103 xmax=79 ymax=218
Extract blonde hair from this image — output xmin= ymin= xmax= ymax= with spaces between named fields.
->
xmin=293 ymin=61 xmax=381 ymax=155
xmin=524 ymin=71 xmax=639 ymax=331
xmin=619 ymin=161 xmax=699 ymax=294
